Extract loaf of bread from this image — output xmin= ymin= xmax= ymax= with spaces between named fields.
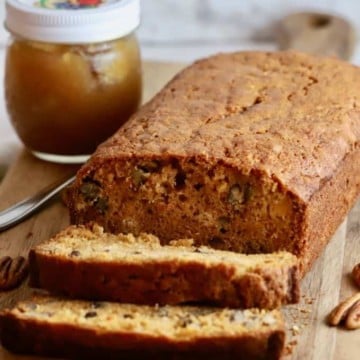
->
xmin=68 ymin=51 xmax=360 ymax=275
xmin=0 ymin=296 xmax=285 ymax=359
xmin=29 ymin=224 xmax=299 ymax=308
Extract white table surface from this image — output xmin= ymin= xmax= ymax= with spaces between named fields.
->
xmin=1 ymin=0 xmax=360 ymax=167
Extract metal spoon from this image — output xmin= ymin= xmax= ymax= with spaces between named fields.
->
xmin=0 ymin=175 xmax=75 ymax=232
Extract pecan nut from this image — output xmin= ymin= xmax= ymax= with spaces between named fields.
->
xmin=328 ymin=293 xmax=360 ymax=330
xmin=345 ymin=301 xmax=360 ymax=330
xmin=0 ymin=256 xmax=28 ymax=291
xmin=352 ymin=263 xmax=360 ymax=289
xmin=228 ymin=183 xmax=252 ymax=208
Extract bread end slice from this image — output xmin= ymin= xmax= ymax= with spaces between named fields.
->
xmin=0 ymin=296 xmax=285 ymax=360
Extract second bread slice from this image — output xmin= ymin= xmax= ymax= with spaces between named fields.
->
xmin=29 ymin=224 xmax=299 ymax=308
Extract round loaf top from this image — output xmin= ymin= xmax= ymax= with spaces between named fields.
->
xmin=87 ymin=51 xmax=360 ymax=201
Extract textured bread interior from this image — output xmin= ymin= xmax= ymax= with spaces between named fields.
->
xmin=36 ymin=224 xmax=298 ymax=270
xmin=72 ymin=158 xmax=305 ymax=254
xmin=8 ymin=297 xmax=283 ymax=339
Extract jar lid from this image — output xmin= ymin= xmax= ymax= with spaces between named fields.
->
xmin=5 ymin=0 xmax=140 ymax=44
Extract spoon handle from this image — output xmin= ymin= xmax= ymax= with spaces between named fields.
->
xmin=0 ymin=175 xmax=75 ymax=232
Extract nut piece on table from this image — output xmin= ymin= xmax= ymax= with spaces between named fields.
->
xmin=328 ymin=293 xmax=360 ymax=330
xmin=0 ymin=256 xmax=28 ymax=291
xmin=345 ymin=301 xmax=360 ymax=330
xmin=352 ymin=263 xmax=360 ymax=289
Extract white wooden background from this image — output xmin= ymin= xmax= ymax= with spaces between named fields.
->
xmin=1 ymin=0 xmax=360 ymax=166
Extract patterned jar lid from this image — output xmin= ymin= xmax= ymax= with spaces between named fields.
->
xmin=5 ymin=0 xmax=140 ymax=43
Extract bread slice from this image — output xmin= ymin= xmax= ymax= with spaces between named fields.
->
xmin=0 ymin=296 xmax=285 ymax=359
xmin=29 ymin=224 xmax=299 ymax=308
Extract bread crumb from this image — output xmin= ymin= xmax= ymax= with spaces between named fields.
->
xmin=291 ymin=325 xmax=300 ymax=336
xmin=284 ymin=339 xmax=298 ymax=356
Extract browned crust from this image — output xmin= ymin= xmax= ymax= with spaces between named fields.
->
xmin=299 ymin=146 xmax=360 ymax=275
xmin=0 ymin=312 xmax=285 ymax=360
xmin=29 ymin=249 xmax=299 ymax=309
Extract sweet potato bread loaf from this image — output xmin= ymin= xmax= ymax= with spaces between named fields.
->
xmin=0 ymin=296 xmax=285 ymax=359
xmin=68 ymin=51 xmax=360 ymax=275
xmin=29 ymin=224 xmax=299 ymax=308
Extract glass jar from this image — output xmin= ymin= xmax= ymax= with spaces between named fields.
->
xmin=4 ymin=0 xmax=141 ymax=163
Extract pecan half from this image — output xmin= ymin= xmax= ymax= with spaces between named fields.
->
xmin=352 ymin=263 xmax=360 ymax=289
xmin=0 ymin=256 xmax=28 ymax=291
xmin=346 ymin=301 xmax=360 ymax=329
xmin=228 ymin=183 xmax=252 ymax=209
xmin=328 ymin=293 xmax=360 ymax=329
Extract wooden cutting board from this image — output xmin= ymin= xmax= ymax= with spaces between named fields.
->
xmin=0 ymin=61 xmax=359 ymax=360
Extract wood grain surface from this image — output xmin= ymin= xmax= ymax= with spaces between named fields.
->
xmin=0 ymin=61 xmax=359 ymax=360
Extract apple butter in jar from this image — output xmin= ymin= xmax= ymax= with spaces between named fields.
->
xmin=5 ymin=0 xmax=141 ymax=163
